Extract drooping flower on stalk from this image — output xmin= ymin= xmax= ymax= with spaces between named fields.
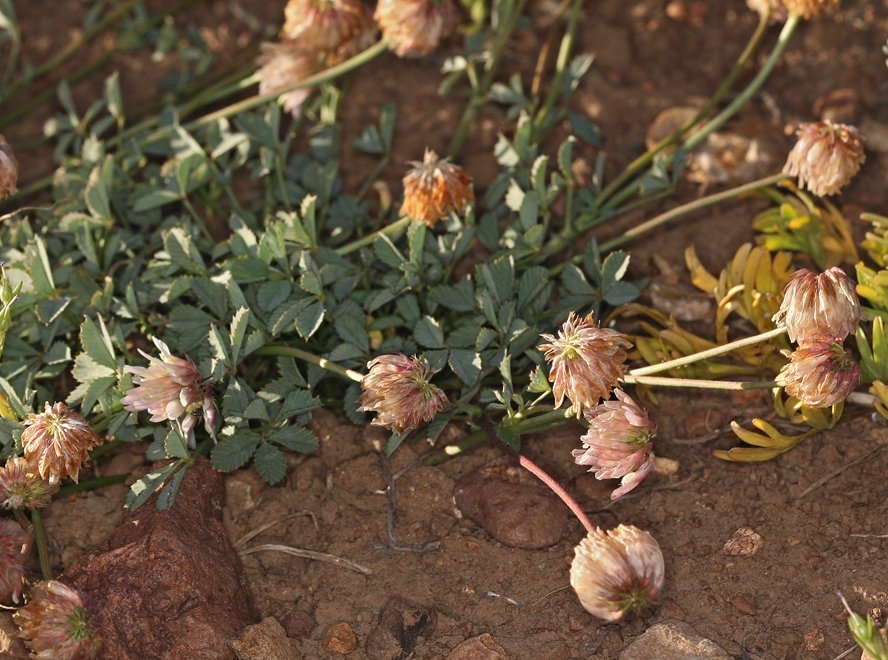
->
xmin=772 ymin=267 xmax=860 ymax=343
xmin=281 ymin=0 xmax=376 ymax=54
xmin=570 ymin=524 xmax=665 ymax=622
xmin=573 ymin=390 xmax=657 ymax=500
xmin=0 ymin=135 xmax=17 ymax=199
xmin=745 ymin=0 xmax=789 ymax=22
xmin=782 ymin=0 xmax=841 ymax=19
xmin=0 ymin=456 xmax=59 ymax=510
xmin=374 ymin=0 xmax=458 ymax=57
xmin=120 ymin=337 xmax=215 ymax=445
xmin=538 ymin=312 xmax=632 ymax=416
xmin=783 ymin=120 xmax=864 ymax=197
xmin=776 ymin=335 xmax=859 ymax=407
xmin=14 ymin=580 xmax=102 ymax=659
xmin=20 ymin=403 xmax=103 ymax=484
xmin=0 ymin=518 xmax=31 ymax=603
xmin=359 ymin=353 xmax=448 ymax=433
xmin=256 ymin=41 xmax=323 ymax=118
xmin=400 ymin=148 xmax=474 ymax=227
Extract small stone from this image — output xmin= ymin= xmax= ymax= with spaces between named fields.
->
xmin=721 ymin=526 xmax=764 ymax=556
xmin=654 ymin=456 xmax=680 ymax=476
xmin=619 ymin=620 xmax=731 ymax=659
xmin=446 ymin=632 xmax=509 ymax=659
xmin=802 ymin=628 xmax=825 ymax=651
xmin=366 ymin=596 xmax=437 ymax=660
xmin=323 ymin=622 xmax=358 ymax=655
xmin=730 ymin=593 xmax=757 ymax=616
xmin=230 ymin=617 xmax=300 ymax=660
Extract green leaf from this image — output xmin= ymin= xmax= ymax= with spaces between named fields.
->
xmin=229 ymin=307 xmax=250 ymax=365
xmin=414 ymin=315 xmax=444 ymax=349
xmin=126 ymin=462 xmax=179 ymax=511
xmin=333 ymin=300 xmax=369 ymax=352
xmin=294 ymin=300 xmax=326 ymax=339
xmin=133 ymin=189 xmax=181 ymax=212
xmin=254 ymin=442 xmax=287 ymax=485
xmin=373 ymin=234 xmax=406 ymax=269
xmin=268 ymin=426 xmax=319 ymax=452
xmin=80 ymin=316 xmax=117 ymax=370
xmin=155 ymin=465 xmax=188 ymax=510
xmin=428 ymin=279 xmax=475 ymax=312
xmin=449 ymin=349 xmax=482 ymax=385
xmin=163 ymin=428 xmax=189 ymax=460
xmin=211 ymin=430 xmax=260 ymax=472
xmin=278 ymin=389 xmax=321 ymax=418
xmin=257 ymin=281 xmax=292 ymax=312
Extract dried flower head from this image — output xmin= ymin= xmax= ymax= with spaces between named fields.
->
xmin=772 ymin=267 xmax=860 ymax=343
xmin=14 ymin=580 xmax=102 ymax=659
xmin=783 ymin=0 xmax=841 ymax=19
xmin=538 ymin=312 xmax=632 ymax=415
xmin=400 ymin=148 xmax=474 ymax=227
xmin=777 ymin=336 xmax=859 ymax=407
xmin=281 ymin=0 xmax=376 ymax=54
xmin=0 ymin=135 xmax=17 ymax=199
xmin=783 ymin=120 xmax=864 ymax=196
xmin=121 ymin=337 xmax=214 ymax=443
xmin=746 ymin=0 xmax=789 ymax=22
xmin=0 ymin=456 xmax=59 ymax=510
xmin=573 ymin=390 xmax=657 ymax=500
xmin=570 ymin=524 xmax=665 ymax=622
xmin=0 ymin=518 xmax=31 ymax=603
xmin=375 ymin=0 xmax=458 ymax=57
xmin=257 ymin=41 xmax=322 ymax=118
xmin=20 ymin=403 xmax=102 ymax=484
xmin=359 ymin=354 xmax=448 ymax=433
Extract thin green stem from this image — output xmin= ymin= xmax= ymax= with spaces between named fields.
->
xmin=532 ymin=0 xmax=583 ymax=130
xmin=255 ymin=345 xmax=364 ymax=382
xmin=598 ymin=172 xmax=787 ymax=252
xmin=57 ymin=473 xmax=129 ymax=497
xmin=629 ymin=326 xmax=787 ymax=377
xmin=336 ymin=216 xmax=412 ymax=256
xmin=622 ymin=375 xmax=776 ymax=390
xmin=518 ymin=454 xmax=597 ymax=534
xmin=29 ymin=509 xmax=53 ymax=580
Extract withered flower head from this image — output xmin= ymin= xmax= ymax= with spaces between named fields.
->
xmin=282 ymin=0 xmax=376 ymax=54
xmin=776 ymin=336 xmax=859 ymax=407
xmin=0 ymin=518 xmax=31 ymax=603
xmin=375 ymin=0 xmax=458 ymax=57
xmin=14 ymin=580 xmax=102 ymax=659
xmin=783 ymin=0 xmax=841 ymax=19
xmin=257 ymin=41 xmax=321 ymax=118
xmin=0 ymin=456 xmax=59 ymax=510
xmin=359 ymin=354 xmax=448 ymax=433
xmin=570 ymin=524 xmax=665 ymax=622
xmin=0 ymin=135 xmax=17 ymax=199
xmin=746 ymin=0 xmax=789 ymax=22
xmin=121 ymin=337 xmax=208 ymax=430
xmin=783 ymin=120 xmax=864 ymax=197
xmin=20 ymin=403 xmax=102 ymax=484
xmin=400 ymin=148 xmax=474 ymax=227
xmin=772 ymin=267 xmax=860 ymax=343
xmin=538 ymin=312 xmax=632 ymax=415
xmin=573 ymin=390 xmax=657 ymax=500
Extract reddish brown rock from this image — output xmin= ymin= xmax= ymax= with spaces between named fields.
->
xmin=454 ymin=456 xmax=568 ymax=549
xmin=61 ymin=457 xmax=256 ymax=659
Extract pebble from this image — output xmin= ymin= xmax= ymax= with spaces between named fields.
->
xmin=619 ymin=619 xmax=731 ymax=659
xmin=230 ymin=617 xmax=301 ymax=660
xmin=730 ymin=593 xmax=757 ymax=616
xmin=721 ymin=526 xmax=764 ymax=556
xmin=323 ymin=622 xmax=358 ymax=655
xmin=446 ymin=633 xmax=509 ymax=659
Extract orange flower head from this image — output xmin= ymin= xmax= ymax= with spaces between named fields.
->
xmin=400 ymin=148 xmax=474 ymax=227
xmin=777 ymin=336 xmax=859 ymax=407
xmin=573 ymin=390 xmax=657 ymax=499
xmin=375 ymin=0 xmax=458 ymax=57
xmin=570 ymin=525 xmax=665 ymax=622
xmin=783 ymin=120 xmax=864 ymax=196
xmin=538 ymin=312 xmax=632 ymax=415
xmin=0 ymin=518 xmax=31 ymax=603
xmin=13 ymin=580 xmax=102 ymax=659
xmin=783 ymin=0 xmax=841 ymax=18
xmin=359 ymin=354 xmax=448 ymax=433
xmin=282 ymin=0 xmax=376 ymax=53
xmin=20 ymin=402 xmax=102 ymax=484
xmin=0 ymin=456 xmax=59 ymax=510
xmin=772 ymin=267 xmax=860 ymax=343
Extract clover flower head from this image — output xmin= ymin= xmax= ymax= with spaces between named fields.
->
xmin=20 ymin=402 xmax=102 ymax=484
xmin=400 ymin=148 xmax=474 ymax=227
xmin=0 ymin=456 xmax=59 ymax=510
xmin=359 ymin=354 xmax=448 ymax=433
xmin=375 ymin=0 xmax=458 ymax=57
xmin=573 ymin=390 xmax=657 ymax=500
xmin=281 ymin=0 xmax=376 ymax=54
xmin=783 ymin=0 xmax=841 ymax=19
xmin=570 ymin=524 xmax=665 ymax=622
xmin=0 ymin=135 xmax=17 ymax=199
xmin=772 ymin=267 xmax=860 ymax=343
xmin=121 ymin=336 xmax=204 ymax=419
xmin=783 ymin=119 xmax=864 ymax=196
xmin=777 ymin=335 xmax=859 ymax=407
xmin=0 ymin=518 xmax=31 ymax=603
xmin=746 ymin=0 xmax=789 ymax=22
xmin=256 ymin=41 xmax=320 ymax=118
xmin=538 ymin=312 xmax=632 ymax=415
xmin=14 ymin=580 xmax=102 ymax=659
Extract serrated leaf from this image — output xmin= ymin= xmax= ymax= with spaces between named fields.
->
xmin=333 ymin=301 xmax=369 ymax=352
xmin=278 ymin=389 xmax=321 ymax=418
xmin=429 ymin=279 xmax=475 ymax=312
xmin=257 ymin=281 xmax=292 ymax=312
xmin=449 ymin=349 xmax=481 ymax=385
xmin=294 ymin=300 xmax=325 ymax=339
xmin=133 ymin=189 xmax=181 ymax=212
xmin=254 ymin=442 xmax=287 ymax=484
xmin=164 ymin=428 xmax=189 ymax=459
xmin=80 ymin=316 xmax=117 ymax=369
xmin=126 ymin=462 xmax=178 ymax=511
xmin=229 ymin=307 xmax=250 ymax=365
xmin=155 ymin=465 xmax=188 ymax=510
xmin=602 ymin=280 xmax=641 ymax=306
xmin=211 ymin=430 xmax=260 ymax=472
xmin=268 ymin=426 xmax=319 ymax=452
xmin=414 ymin=315 xmax=444 ymax=348
xmin=374 ymin=234 xmax=405 ymax=269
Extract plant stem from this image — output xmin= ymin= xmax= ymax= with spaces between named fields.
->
xmin=622 ymin=375 xmax=776 ymax=390
xmin=517 ymin=453 xmax=597 ymax=535
xmin=57 ymin=473 xmax=129 ymax=497
xmin=629 ymin=326 xmax=787 ymax=377
xmin=336 ymin=216 xmax=412 ymax=256
xmin=255 ymin=346 xmax=364 ymax=382
xmin=29 ymin=509 xmax=53 ymax=580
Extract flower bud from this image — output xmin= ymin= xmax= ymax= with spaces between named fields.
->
xmin=538 ymin=312 xmax=632 ymax=415
xmin=0 ymin=456 xmax=59 ymax=510
xmin=281 ymin=0 xmax=375 ymax=54
xmin=375 ymin=0 xmax=458 ymax=57
xmin=772 ymin=267 xmax=860 ymax=343
xmin=14 ymin=580 xmax=102 ymax=659
xmin=20 ymin=402 xmax=102 ymax=484
xmin=783 ymin=120 xmax=864 ymax=197
xmin=359 ymin=354 xmax=448 ymax=433
xmin=570 ymin=525 xmax=665 ymax=622
xmin=400 ymin=149 xmax=474 ymax=227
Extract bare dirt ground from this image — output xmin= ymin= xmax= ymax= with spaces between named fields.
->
xmin=3 ymin=1 xmax=888 ymax=658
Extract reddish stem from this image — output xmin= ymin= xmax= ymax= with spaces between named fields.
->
xmin=518 ymin=454 xmax=597 ymax=535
